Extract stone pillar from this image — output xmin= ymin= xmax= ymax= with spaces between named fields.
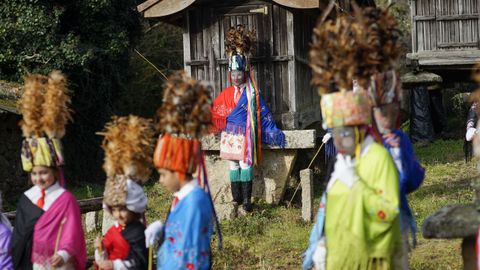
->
xmin=300 ymin=169 xmax=313 ymax=222
xmin=102 ymin=210 xmax=115 ymax=235
xmin=85 ymin=211 xmax=97 ymax=233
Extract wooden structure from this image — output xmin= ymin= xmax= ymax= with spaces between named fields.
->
xmin=408 ymin=0 xmax=480 ymax=68
xmin=138 ymin=0 xmax=321 ymax=129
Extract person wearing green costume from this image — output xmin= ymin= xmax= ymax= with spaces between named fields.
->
xmin=304 ymin=90 xmax=402 ymax=270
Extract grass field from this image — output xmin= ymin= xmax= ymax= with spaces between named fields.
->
xmin=72 ymin=139 xmax=475 ymax=269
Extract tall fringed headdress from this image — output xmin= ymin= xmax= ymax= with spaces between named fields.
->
xmin=226 ymin=24 xmax=256 ymax=72
xmin=311 ymin=6 xmax=400 ymax=128
xmin=19 ymin=71 xmax=72 ymax=185
xmin=153 ymin=71 xmax=222 ymax=248
xmin=99 ymin=115 xmax=154 ymax=213
xmin=309 ymin=6 xmax=401 ymax=94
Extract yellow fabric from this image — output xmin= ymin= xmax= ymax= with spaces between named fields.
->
xmin=21 ymin=137 xmax=63 ymax=172
xmin=325 ymin=142 xmax=401 ymax=270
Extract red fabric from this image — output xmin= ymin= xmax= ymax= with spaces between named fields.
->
xmin=103 ymin=225 xmax=130 ymax=261
xmin=36 ymin=189 xmax=45 ymax=209
xmin=210 ymin=86 xmax=236 ymax=134
xmin=171 ymin=196 xmax=179 ymax=210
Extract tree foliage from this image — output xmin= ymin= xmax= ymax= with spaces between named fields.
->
xmin=0 ymin=0 xmax=142 ymax=183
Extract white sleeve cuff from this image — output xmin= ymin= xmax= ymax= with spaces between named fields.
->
xmin=57 ymin=250 xmax=70 ymax=264
xmin=113 ymin=259 xmax=128 ymax=270
xmin=94 ymin=249 xmax=108 ymax=263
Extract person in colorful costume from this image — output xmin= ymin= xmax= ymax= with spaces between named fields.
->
xmin=369 ymin=71 xmax=425 ymax=264
xmin=145 ymin=71 xmax=221 ymax=270
xmin=12 ymin=71 xmax=87 ymax=270
xmin=0 ymin=193 xmax=13 ymax=270
xmin=211 ymin=25 xmax=285 ymax=212
xmin=94 ymin=116 xmax=153 ymax=270
xmin=305 ymin=91 xmax=402 ymax=270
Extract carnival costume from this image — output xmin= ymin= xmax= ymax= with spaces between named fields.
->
xmin=0 ymin=193 xmax=13 ymax=270
xmin=95 ymin=115 xmax=154 ymax=269
xmin=211 ymin=25 xmax=285 ymax=211
xmin=151 ymin=71 xmax=221 ymax=270
xmin=12 ymin=71 xmax=86 ymax=270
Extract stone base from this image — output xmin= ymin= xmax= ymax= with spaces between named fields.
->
xmin=205 ymin=149 xmax=297 ymax=208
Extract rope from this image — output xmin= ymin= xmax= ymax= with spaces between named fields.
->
xmin=134 ymin=49 xmax=168 ymax=80
xmin=287 ymin=142 xmax=325 ymax=208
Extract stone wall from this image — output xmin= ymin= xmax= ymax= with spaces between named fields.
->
xmin=0 ymin=112 xmax=28 ymax=209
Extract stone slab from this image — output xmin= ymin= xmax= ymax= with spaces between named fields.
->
xmin=202 ymin=129 xmax=316 ymax=150
xmin=422 ymin=203 xmax=480 ymax=239
xmin=205 ymin=149 xmax=298 ymax=220
xmin=401 ymin=72 xmax=442 ymax=86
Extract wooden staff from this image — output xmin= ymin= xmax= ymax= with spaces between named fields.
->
xmin=148 ymin=246 xmax=153 ymax=270
xmin=53 ymin=217 xmax=67 ymax=270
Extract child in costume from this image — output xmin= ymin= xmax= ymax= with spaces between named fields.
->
xmin=369 ymin=71 xmax=425 ymax=265
xmin=0 ymin=193 xmax=13 ymax=270
xmin=211 ymin=25 xmax=285 ymax=212
xmin=94 ymin=116 xmax=152 ymax=270
xmin=145 ymin=71 xmax=221 ymax=270
xmin=12 ymin=71 xmax=86 ymax=270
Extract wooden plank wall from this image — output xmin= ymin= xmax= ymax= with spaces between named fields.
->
xmin=413 ymin=0 xmax=480 ymax=53
xmin=185 ymin=1 xmax=296 ymax=127
xmin=293 ymin=9 xmax=317 ymax=114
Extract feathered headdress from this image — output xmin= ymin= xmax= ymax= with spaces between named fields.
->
xmin=309 ymin=6 xmax=401 ymax=94
xmin=154 ymin=71 xmax=222 ymax=249
xmin=226 ymin=24 xmax=256 ymax=72
xmin=99 ymin=115 xmax=154 ymax=212
xmin=154 ymin=71 xmax=211 ymax=180
xmin=19 ymin=71 xmax=72 ymax=173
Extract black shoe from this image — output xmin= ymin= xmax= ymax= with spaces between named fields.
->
xmin=231 ymin=182 xmax=243 ymax=204
xmin=241 ymin=181 xmax=253 ymax=212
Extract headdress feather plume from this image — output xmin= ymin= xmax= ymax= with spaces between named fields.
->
xmin=19 ymin=75 xmax=47 ymax=137
xmin=42 ymin=70 xmax=72 ymax=138
xmin=156 ymin=71 xmax=212 ymax=139
xmin=100 ymin=115 xmax=154 ymax=183
xmin=225 ymin=24 xmax=256 ymax=56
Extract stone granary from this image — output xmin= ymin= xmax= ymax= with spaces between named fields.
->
xmin=403 ymin=0 xmax=480 ymax=142
xmin=0 ymin=81 xmax=25 ymax=207
xmin=137 ymin=0 xmax=325 ymax=219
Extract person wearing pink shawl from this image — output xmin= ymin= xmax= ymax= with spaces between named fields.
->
xmin=11 ymin=71 xmax=86 ymax=270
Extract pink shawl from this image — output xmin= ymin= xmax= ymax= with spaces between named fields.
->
xmin=32 ymin=191 xmax=86 ymax=270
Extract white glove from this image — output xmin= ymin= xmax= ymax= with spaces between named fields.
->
xmin=322 ymin=133 xmax=332 ymax=144
xmin=466 ymin=127 xmax=477 ymax=142
xmin=313 ymin=237 xmax=326 ymax=270
xmin=145 ymin=220 xmax=164 ymax=248
xmin=328 ymin=154 xmax=358 ymax=190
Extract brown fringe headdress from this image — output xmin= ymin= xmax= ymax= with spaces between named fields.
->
xmin=225 ymin=24 xmax=256 ymax=72
xmin=99 ymin=115 xmax=154 ymax=208
xmin=19 ymin=70 xmax=72 ymax=173
xmin=153 ymin=71 xmax=211 ymax=180
xmin=309 ymin=6 xmax=401 ymax=94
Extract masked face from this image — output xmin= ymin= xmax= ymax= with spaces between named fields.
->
xmin=332 ymin=126 xmax=358 ymax=156
xmin=231 ymin=70 xmax=245 ymax=86
xmin=373 ymin=103 xmax=399 ymax=135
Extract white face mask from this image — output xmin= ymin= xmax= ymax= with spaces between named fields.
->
xmin=231 ymin=71 xmax=245 ymax=86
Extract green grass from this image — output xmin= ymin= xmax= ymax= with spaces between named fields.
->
xmin=73 ymin=139 xmax=474 ymax=269
xmin=409 ymin=140 xmax=476 ymax=270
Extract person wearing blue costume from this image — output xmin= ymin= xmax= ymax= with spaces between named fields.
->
xmin=145 ymin=71 xmax=221 ymax=270
xmin=369 ymin=70 xmax=425 ymax=268
xmin=211 ymin=25 xmax=285 ymax=213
